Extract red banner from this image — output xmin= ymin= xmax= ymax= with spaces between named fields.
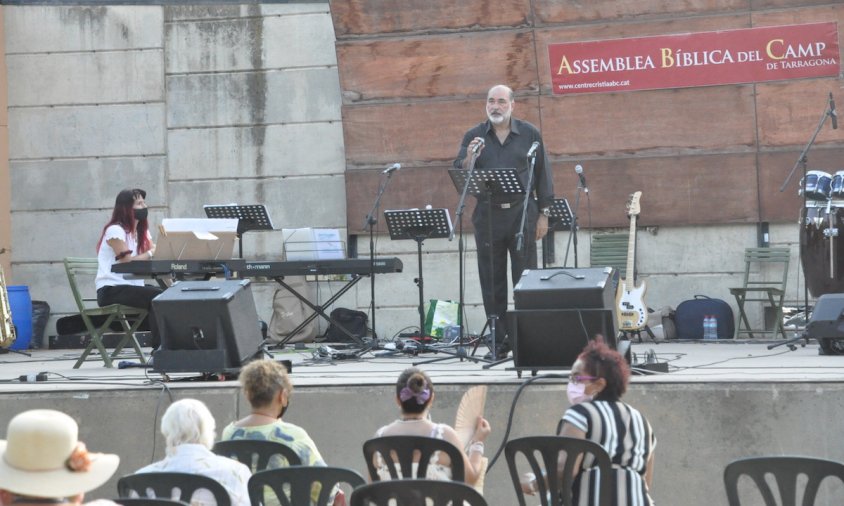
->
xmin=549 ymin=23 xmax=840 ymax=95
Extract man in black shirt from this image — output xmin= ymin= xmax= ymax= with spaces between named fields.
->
xmin=453 ymin=84 xmax=555 ymax=359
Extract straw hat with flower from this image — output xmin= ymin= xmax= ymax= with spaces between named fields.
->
xmin=0 ymin=409 xmax=119 ymax=498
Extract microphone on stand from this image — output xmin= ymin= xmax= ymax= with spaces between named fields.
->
xmin=575 ymin=164 xmax=589 ymax=193
xmin=830 ymin=93 xmax=838 ymax=130
xmin=383 ymin=163 xmax=401 ymax=174
xmin=526 ymin=141 xmax=540 ymax=158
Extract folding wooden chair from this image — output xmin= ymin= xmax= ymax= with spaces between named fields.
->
xmin=64 ymin=257 xmax=148 ymax=368
xmin=729 ymin=248 xmax=790 ymax=339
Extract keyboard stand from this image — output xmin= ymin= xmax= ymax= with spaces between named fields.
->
xmin=270 ymin=274 xmax=369 ymax=350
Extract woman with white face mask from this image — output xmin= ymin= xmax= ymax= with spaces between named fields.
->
xmin=557 ymin=337 xmax=657 ymax=506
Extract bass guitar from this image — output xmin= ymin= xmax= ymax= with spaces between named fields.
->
xmin=616 ymin=191 xmax=647 ymax=331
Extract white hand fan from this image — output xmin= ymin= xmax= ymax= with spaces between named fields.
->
xmin=454 ymin=385 xmax=487 ymax=449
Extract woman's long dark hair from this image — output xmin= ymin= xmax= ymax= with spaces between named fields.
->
xmin=96 ymin=188 xmax=150 ymax=254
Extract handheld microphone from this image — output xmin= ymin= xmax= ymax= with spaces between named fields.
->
xmin=830 ymin=93 xmax=838 ymax=130
xmin=575 ymin=164 xmax=589 ymax=193
xmin=471 ymin=138 xmax=485 ymax=154
xmin=383 ymin=163 xmax=401 ymax=174
xmin=526 ymin=141 xmax=540 ymax=158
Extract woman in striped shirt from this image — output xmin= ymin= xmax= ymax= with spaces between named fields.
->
xmin=559 ymin=337 xmax=657 ymax=505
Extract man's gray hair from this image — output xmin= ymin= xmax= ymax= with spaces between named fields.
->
xmin=160 ymin=398 xmax=216 ymax=450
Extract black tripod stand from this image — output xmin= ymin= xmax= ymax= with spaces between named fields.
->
xmin=770 ymin=92 xmax=839 ymax=351
xmin=362 ymin=166 xmax=400 ymax=344
xmin=384 ymin=208 xmax=468 ymax=363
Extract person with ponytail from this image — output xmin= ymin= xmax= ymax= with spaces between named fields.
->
xmin=95 ymin=188 xmax=163 ymax=348
xmin=373 ymin=367 xmax=491 ymax=485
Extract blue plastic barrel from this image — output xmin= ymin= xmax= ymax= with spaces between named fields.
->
xmin=8 ymin=285 xmax=32 ymax=350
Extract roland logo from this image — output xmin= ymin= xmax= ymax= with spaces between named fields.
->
xmin=170 ymin=263 xmax=188 ymax=271
xmin=246 ymin=263 xmax=270 ymax=270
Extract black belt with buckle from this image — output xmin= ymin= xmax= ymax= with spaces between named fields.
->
xmin=492 ymin=199 xmax=524 ymax=209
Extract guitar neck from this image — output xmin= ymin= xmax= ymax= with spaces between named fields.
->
xmin=625 ymin=214 xmax=637 ymax=281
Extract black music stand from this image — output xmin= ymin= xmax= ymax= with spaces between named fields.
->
xmin=542 ymin=198 xmax=573 ymax=267
xmin=448 ymin=168 xmax=525 ymax=366
xmin=385 ymin=208 xmax=452 ymax=343
xmin=204 ymin=204 xmax=274 ymax=259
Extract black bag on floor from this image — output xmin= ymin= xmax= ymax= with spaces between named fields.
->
xmin=675 ymin=295 xmax=734 ymax=339
xmin=320 ymin=308 xmax=369 ymax=343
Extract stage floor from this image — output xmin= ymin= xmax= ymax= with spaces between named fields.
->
xmin=1 ymin=337 xmax=841 ymax=393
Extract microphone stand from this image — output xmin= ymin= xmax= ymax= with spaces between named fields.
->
xmin=362 ymin=170 xmax=396 ymax=347
xmin=516 ymin=152 xmax=538 ymax=255
xmin=563 ymin=181 xmax=585 ymax=268
xmin=771 ymin=93 xmax=838 ymax=350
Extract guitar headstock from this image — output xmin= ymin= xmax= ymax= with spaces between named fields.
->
xmin=626 ymin=191 xmax=642 ymax=217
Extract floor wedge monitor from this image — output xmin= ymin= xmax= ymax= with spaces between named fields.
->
xmin=152 ymin=279 xmax=262 ymax=373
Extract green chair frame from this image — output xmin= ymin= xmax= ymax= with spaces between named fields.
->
xmin=64 ymin=257 xmax=148 ymax=368
xmin=729 ymin=248 xmax=790 ymax=339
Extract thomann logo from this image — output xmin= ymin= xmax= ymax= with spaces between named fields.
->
xmin=246 ymin=263 xmax=270 ymax=270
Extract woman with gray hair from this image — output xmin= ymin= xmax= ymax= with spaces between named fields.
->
xmin=135 ymin=398 xmax=251 ymax=506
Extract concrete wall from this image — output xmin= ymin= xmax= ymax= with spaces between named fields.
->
xmin=0 ymin=380 xmax=843 ymax=505
xmin=0 ymin=6 xmax=10 ymax=278
xmin=4 ymin=4 xmax=810 ymax=346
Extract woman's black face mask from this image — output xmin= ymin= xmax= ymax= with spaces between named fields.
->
xmin=134 ymin=208 xmax=148 ymax=221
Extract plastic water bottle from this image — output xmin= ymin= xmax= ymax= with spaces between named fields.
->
xmin=703 ymin=315 xmax=716 ymax=340
xmin=710 ymin=315 xmax=718 ymax=340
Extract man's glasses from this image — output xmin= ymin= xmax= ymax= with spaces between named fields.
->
xmin=569 ymin=375 xmax=597 ymax=385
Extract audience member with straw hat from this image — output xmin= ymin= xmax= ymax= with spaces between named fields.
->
xmin=0 ymin=409 xmax=120 ymax=506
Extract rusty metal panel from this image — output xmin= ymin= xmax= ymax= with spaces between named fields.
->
xmin=538 ymin=86 xmax=757 ymax=157
xmin=337 ymin=30 xmax=538 ymax=103
xmin=534 ymin=0 xmax=747 ymax=24
xmin=330 ymin=0 xmax=530 ymax=38
xmin=341 ymin=98 xmax=541 ymax=167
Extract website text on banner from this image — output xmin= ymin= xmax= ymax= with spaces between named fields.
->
xmin=548 ymin=22 xmax=840 ymax=95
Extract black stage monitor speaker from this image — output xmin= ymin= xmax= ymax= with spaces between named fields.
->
xmin=514 ymin=267 xmax=617 ymax=310
xmin=511 ymin=267 xmax=617 ymax=369
xmin=807 ymin=293 xmax=844 ymax=355
xmin=152 ymin=279 xmax=263 ymax=373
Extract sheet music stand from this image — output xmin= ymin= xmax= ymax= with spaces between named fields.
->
xmin=548 ymin=198 xmax=573 ymax=231
xmin=385 ymin=208 xmax=452 ymax=342
xmin=448 ymin=168 xmax=525 ymax=366
xmin=204 ymin=204 xmax=274 ymax=258
xmin=542 ymin=198 xmax=574 ymax=267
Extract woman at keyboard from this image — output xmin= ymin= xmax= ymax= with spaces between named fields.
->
xmin=95 ymin=188 xmax=163 ymax=348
